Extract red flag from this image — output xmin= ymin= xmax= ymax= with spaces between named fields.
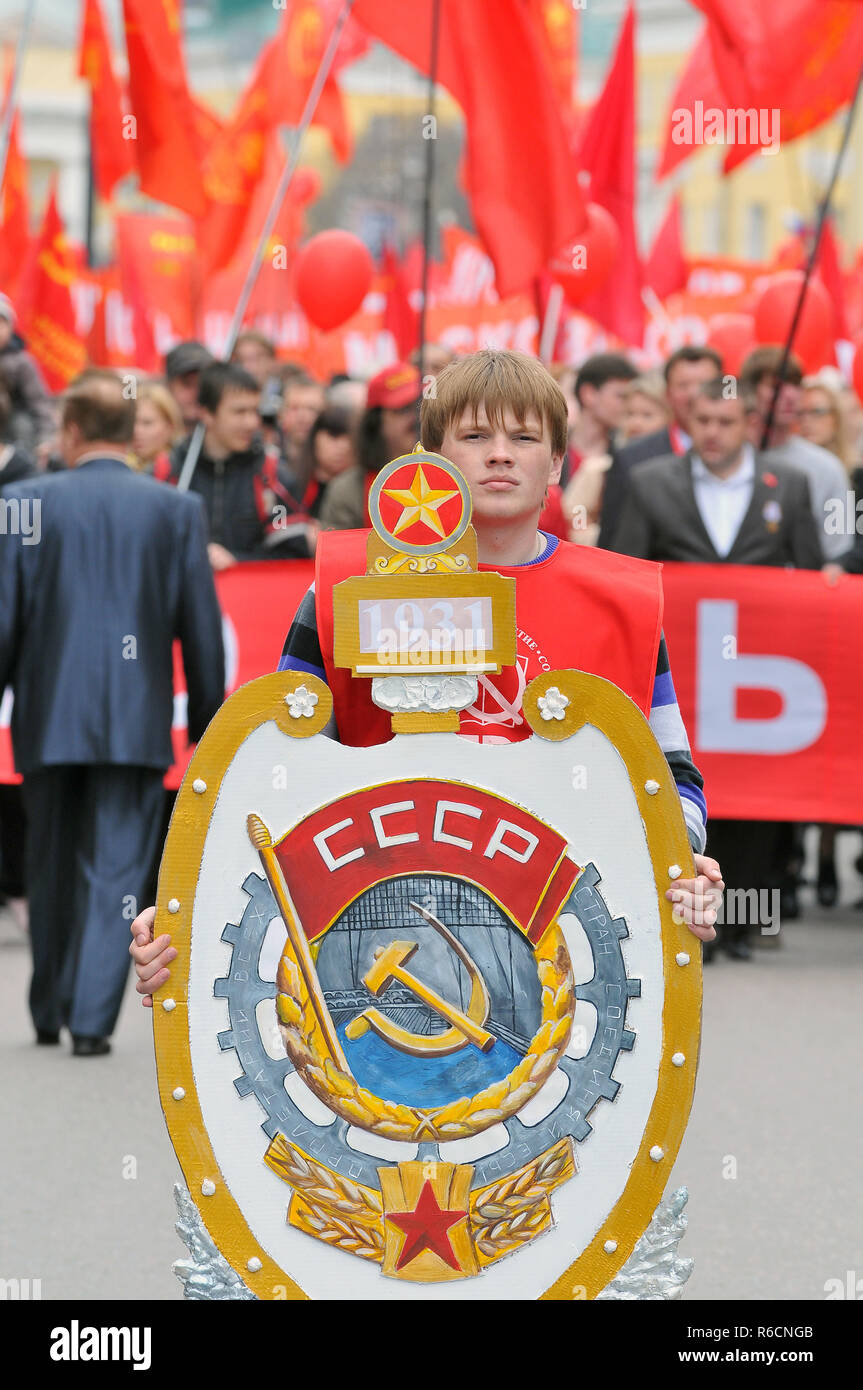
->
xmin=121 ymin=0 xmax=207 ymax=218
xmin=78 ymin=0 xmax=134 ymax=199
xmin=381 ymin=243 xmax=420 ymax=358
xmin=526 ymin=0 xmax=578 ymax=132
xmin=0 ymin=64 xmax=29 ymax=298
xmin=577 ymin=4 xmax=643 ymax=345
xmin=260 ymin=0 xmax=365 ymax=165
xmin=353 ymin=0 xmax=585 ymax=298
xmin=814 ymin=218 xmax=849 ymax=342
xmin=197 ymin=54 xmax=271 ymax=274
xmin=22 ymin=184 xmax=87 ymax=392
xmin=645 ymin=196 xmax=688 ymax=303
xmin=659 ymin=2 xmax=863 ymax=179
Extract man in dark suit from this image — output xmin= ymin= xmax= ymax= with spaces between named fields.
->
xmin=598 ymin=344 xmax=722 ymax=550
xmin=611 ymin=378 xmax=821 ymax=959
xmin=0 ymin=370 xmax=225 ymax=1054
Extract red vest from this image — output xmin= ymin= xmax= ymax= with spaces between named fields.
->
xmin=316 ymin=532 xmax=664 ymax=747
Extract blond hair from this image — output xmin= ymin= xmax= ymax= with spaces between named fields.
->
xmin=421 ymin=349 xmax=568 ymax=457
xmin=138 ymin=380 xmax=184 ymax=440
xmin=801 ymin=375 xmax=853 ymax=472
xmin=624 ymin=372 xmax=669 ymax=415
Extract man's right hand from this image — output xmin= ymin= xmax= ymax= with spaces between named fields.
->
xmin=129 ymin=906 xmax=177 ymax=1007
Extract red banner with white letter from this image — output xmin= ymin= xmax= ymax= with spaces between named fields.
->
xmin=659 ymin=563 xmax=863 ymax=823
xmin=3 ymin=561 xmax=863 ymax=823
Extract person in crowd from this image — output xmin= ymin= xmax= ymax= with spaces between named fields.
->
xmin=564 ymin=371 xmax=669 ymax=547
xmin=231 ymin=330 xmax=278 ymax=389
xmin=0 ymin=369 xmax=224 ymax=1055
xmin=326 ymin=374 xmax=367 ymax=421
xmin=613 ymin=378 xmax=821 ymax=960
xmin=131 ymin=382 xmax=184 ymax=473
xmin=740 ymin=347 xmax=851 ymax=564
xmin=0 ymin=377 xmax=36 ymax=491
xmin=0 ymin=293 xmax=56 ymax=454
xmin=232 ymin=332 xmax=283 ymax=449
xmin=131 ymin=347 xmax=721 ymax=1002
xmin=797 ymin=376 xmax=854 ymax=471
xmin=600 ymin=345 xmax=722 ymax=549
xmin=282 ymin=405 xmax=355 ymax=555
xmin=567 ymin=352 xmax=638 ymax=470
xmin=279 ymin=372 xmax=326 ymax=475
xmin=409 ymin=342 xmax=455 ymax=379
xmin=622 ymin=372 xmax=672 ymax=442
xmin=318 ymin=362 xmax=422 ymax=531
xmin=164 ymin=362 xmax=309 ymax=567
xmin=164 ymin=340 xmax=215 ymax=432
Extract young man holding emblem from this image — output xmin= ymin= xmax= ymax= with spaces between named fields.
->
xmin=131 ymin=349 xmax=722 ymax=996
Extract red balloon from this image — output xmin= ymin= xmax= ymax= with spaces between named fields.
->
xmin=294 ymin=230 xmax=374 ymax=332
xmin=705 ymin=313 xmax=756 ymax=377
xmin=550 ymin=204 xmax=620 ymax=304
xmin=290 ymin=168 xmax=322 ymax=207
xmin=752 ymin=271 xmax=835 ymax=373
xmin=851 ymin=339 xmax=863 ymax=405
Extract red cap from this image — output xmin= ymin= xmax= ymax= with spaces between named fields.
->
xmin=366 ymin=362 xmax=422 ymax=410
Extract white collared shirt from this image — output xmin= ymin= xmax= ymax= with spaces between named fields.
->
xmin=690 ymin=445 xmax=756 ymax=557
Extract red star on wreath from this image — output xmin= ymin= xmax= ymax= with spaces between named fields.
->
xmin=389 ymin=1180 xmax=467 ymax=1272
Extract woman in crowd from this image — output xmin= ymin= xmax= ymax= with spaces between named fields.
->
xmin=131 ymin=383 xmax=184 ymax=474
xmin=284 ymin=405 xmax=356 ymax=554
xmin=564 ymin=373 xmax=670 ymax=546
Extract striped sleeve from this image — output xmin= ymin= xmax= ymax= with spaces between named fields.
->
xmin=650 ymin=636 xmax=703 ymax=850
xmin=277 ymin=583 xmax=326 ymax=679
xmin=650 ymin=633 xmax=707 ymax=854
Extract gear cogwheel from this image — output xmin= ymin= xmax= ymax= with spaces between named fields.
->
xmin=214 ymin=862 xmax=640 ymax=1189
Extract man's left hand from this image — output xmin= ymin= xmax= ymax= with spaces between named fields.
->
xmin=665 ymin=854 xmax=723 ymax=941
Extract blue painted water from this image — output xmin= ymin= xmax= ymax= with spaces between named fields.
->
xmin=338 ymin=1022 xmax=520 ymax=1107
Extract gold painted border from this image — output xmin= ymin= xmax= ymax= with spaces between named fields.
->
xmin=154 ymin=668 xmax=700 ymax=1301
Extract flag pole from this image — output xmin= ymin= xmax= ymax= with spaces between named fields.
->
xmin=417 ymin=0 xmax=442 ymax=381
xmin=0 ymin=0 xmax=36 ymax=191
xmin=177 ymin=0 xmax=356 ymax=493
xmin=760 ymin=60 xmax=863 ymax=449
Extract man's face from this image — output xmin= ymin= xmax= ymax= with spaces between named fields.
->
xmin=666 ymin=359 xmax=721 ymax=430
xmin=755 ymin=375 xmax=799 ymax=431
xmin=169 ymin=372 xmax=201 ymax=427
xmin=203 ymin=389 xmax=261 ymax=455
xmin=689 ymin=394 xmax=748 ymax=471
xmin=580 ymin=378 xmax=632 ymax=433
xmin=380 ymin=399 xmax=421 ymax=459
xmin=280 ymin=384 xmax=325 ymax=445
xmin=234 ymin=341 xmax=276 ymax=387
xmin=438 ymin=406 xmax=562 ymax=528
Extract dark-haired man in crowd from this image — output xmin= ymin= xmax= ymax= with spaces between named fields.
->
xmin=569 ymin=352 xmax=638 ymax=470
xmin=161 ymin=362 xmax=310 ymax=566
xmin=164 ymin=340 xmax=215 ymax=433
xmin=601 ymin=345 xmax=722 ymax=549
xmin=0 ymin=370 xmax=224 ymax=1054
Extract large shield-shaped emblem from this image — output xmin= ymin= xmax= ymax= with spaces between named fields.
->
xmin=154 ymin=455 xmax=701 ymax=1300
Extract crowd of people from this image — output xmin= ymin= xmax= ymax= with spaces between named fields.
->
xmin=1 ymin=295 xmax=862 ymax=1052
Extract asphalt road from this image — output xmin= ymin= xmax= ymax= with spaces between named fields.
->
xmin=1 ymin=831 xmax=861 ymax=1303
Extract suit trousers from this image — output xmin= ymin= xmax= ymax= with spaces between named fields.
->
xmin=22 ymin=765 xmax=166 ymax=1038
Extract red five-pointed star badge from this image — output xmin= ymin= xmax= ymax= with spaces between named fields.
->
xmin=389 ymin=1180 xmax=467 ymax=1271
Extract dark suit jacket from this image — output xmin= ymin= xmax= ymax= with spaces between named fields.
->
xmin=610 ymin=449 xmax=822 ymax=569
xmin=597 ymin=426 xmax=673 ymax=550
xmin=0 ymin=456 xmax=225 ymax=775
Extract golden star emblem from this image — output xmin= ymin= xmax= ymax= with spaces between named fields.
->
xmin=382 ymin=465 xmax=459 ymax=539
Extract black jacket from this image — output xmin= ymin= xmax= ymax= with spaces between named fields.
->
xmin=167 ymin=435 xmax=308 ymax=559
xmin=0 ymin=456 xmax=225 ymax=775
xmin=597 ymin=427 xmax=673 ymax=550
xmin=0 ymin=443 xmax=36 ymax=492
xmin=610 ymin=449 xmax=822 ymax=570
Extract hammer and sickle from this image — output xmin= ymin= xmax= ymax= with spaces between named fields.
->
xmin=344 ymin=902 xmax=495 ymax=1057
